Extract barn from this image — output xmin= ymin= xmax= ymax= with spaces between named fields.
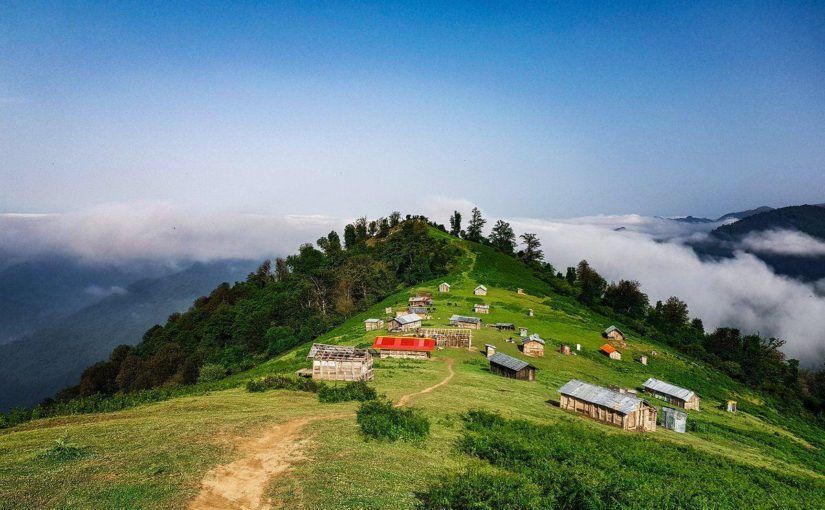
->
xmin=449 ymin=314 xmax=482 ymax=330
xmin=474 ymin=285 xmax=488 ymax=296
xmin=372 ymin=336 xmax=436 ymax=359
xmin=364 ymin=318 xmax=384 ymax=331
xmin=488 ymin=352 xmax=536 ymax=381
xmin=438 ymin=282 xmax=451 ymax=293
xmin=473 ymin=304 xmax=490 ymax=314
xmin=306 ymin=343 xmax=374 ymax=382
xmin=600 ymin=343 xmax=621 ymax=360
xmin=643 ymin=378 xmax=700 ymax=410
xmin=520 ymin=334 xmax=545 ymax=357
xmin=558 ymin=379 xmax=657 ymax=432
xmin=389 ymin=313 xmax=422 ymax=331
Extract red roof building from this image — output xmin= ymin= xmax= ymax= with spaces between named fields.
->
xmin=373 ymin=336 xmax=436 ymax=359
xmin=600 ymin=343 xmax=621 ymax=360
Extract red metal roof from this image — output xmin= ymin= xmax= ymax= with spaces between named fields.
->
xmin=373 ymin=336 xmax=436 ymax=352
xmin=600 ymin=343 xmax=617 ymax=354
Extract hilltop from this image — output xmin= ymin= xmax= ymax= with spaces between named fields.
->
xmin=1 ymin=219 xmax=823 ymax=509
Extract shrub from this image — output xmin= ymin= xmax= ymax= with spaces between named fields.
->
xmin=197 ymin=363 xmax=227 ymax=383
xmin=245 ymin=375 xmax=321 ymax=393
xmin=417 ymin=469 xmax=548 ymax=510
xmin=317 ymin=381 xmax=377 ymax=403
xmin=356 ymin=400 xmax=429 ymax=442
xmin=39 ymin=435 xmax=88 ymax=462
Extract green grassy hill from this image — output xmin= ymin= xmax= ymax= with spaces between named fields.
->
xmin=1 ymin=234 xmax=823 ymax=509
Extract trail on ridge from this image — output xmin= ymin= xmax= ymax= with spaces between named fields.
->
xmin=395 ymin=357 xmax=455 ymax=408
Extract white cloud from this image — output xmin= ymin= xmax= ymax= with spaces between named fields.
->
xmin=739 ymin=229 xmax=825 ymax=257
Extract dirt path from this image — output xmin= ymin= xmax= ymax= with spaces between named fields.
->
xmin=188 ymin=414 xmax=347 ymax=510
xmin=395 ymin=357 xmax=455 ymax=408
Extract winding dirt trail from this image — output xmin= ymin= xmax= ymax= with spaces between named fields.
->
xmin=188 ymin=358 xmax=455 ymax=509
xmin=395 ymin=357 xmax=455 ymax=408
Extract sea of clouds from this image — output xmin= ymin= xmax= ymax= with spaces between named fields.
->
xmin=2 ymin=200 xmax=823 ymax=365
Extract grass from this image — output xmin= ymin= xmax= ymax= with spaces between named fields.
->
xmin=1 ymin=237 xmax=823 ymax=509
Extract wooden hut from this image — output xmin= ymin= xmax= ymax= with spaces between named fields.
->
xmin=474 ymin=285 xmax=488 ymax=296
xmin=388 ymin=313 xmax=422 ymax=332
xmin=484 ymin=343 xmax=497 ymax=358
xmin=408 ymin=306 xmax=431 ymax=319
xmin=438 ymin=282 xmax=451 ymax=293
xmin=493 ymin=323 xmax=515 ymax=331
xmin=643 ymin=378 xmax=700 ymax=410
xmin=559 ymin=344 xmax=572 ymax=356
xmin=449 ymin=314 xmax=482 ymax=330
xmin=473 ymin=304 xmax=490 ymax=314
xmin=489 ymin=352 xmax=536 ymax=381
xmin=372 ymin=336 xmax=435 ymax=359
xmin=600 ymin=343 xmax=621 ymax=360
xmin=364 ymin=318 xmax=384 ymax=331
xmin=520 ymin=334 xmax=545 ymax=357
xmin=603 ymin=325 xmax=626 ymax=346
xmin=558 ymin=379 xmax=657 ymax=432
xmin=418 ymin=327 xmax=472 ymax=348
xmin=306 ymin=343 xmax=374 ymax=382
xmin=409 ymin=295 xmax=433 ymax=307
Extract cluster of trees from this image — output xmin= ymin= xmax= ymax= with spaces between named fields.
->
xmin=55 ymin=216 xmax=459 ymax=402
xmin=447 ymin=207 xmax=825 ymax=419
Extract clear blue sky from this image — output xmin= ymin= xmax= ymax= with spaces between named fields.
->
xmin=2 ymin=1 xmax=824 ymax=218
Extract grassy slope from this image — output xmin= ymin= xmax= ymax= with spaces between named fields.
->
xmin=1 ymin=234 xmax=823 ymax=509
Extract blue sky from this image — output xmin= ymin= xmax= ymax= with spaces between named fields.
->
xmin=2 ymin=1 xmax=824 ymax=218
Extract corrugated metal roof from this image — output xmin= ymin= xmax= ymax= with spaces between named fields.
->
xmin=604 ymin=325 xmax=624 ymax=336
xmin=600 ymin=343 xmax=617 ymax=354
xmin=558 ymin=379 xmax=644 ymax=415
xmin=372 ymin=336 xmax=435 ymax=351
xmin=643 ymin=378 xmax=695 ymax=401
xmin=393 ymin=313 xmax=422 ymax=325
xmin=450 ymin=314 xmax=481 ymax=324
xmin=474 ymin=304 xmax=489 ymax=309
xmin=475 ymin=285 xmax=487 ymax=291
xmin=408 ymin=306 xmax=429 ymax=314
xmin=525 ymin=333 xmax=545 ymax=345
xmin=364 ymin=318 xmax=382 ymax=323
xmin=489 ymin=352 xmax=533 ymax=372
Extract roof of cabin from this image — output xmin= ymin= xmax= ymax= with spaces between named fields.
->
xmin=643 ymin=378 xmax=696 ymax=401
xmin=558 ymin=379 xmax=645 ymax=415
xmin=364 ymin=318 xmax=382 ymax=323
xmin=372 ymin=336 xmax=435 ymax=352
xmin=600 ymin=343 xmax=617 ymax=354
xmin=604 ymin=325 xmax=624 ymax=335
xmin=440 ymin=282 xmax=450 ymax=287
xmin=307 ymin=343 xmax=370 ymax=361
xmin=524 ymin=333 xmax=545 ymax=345
xmin=408 ymin=306 xmax=429 ymax=313
xmin=475 ymin=285 xmax=487 ymax=291
xmin=392 ymin=313 xmax=422 ymax=325
xmin=489 ymin=352 xmax=534 ymax=372
xmin=449 ymin=314 xmax=481 ymax=324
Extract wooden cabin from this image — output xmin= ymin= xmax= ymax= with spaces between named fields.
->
xmin=559 ymin=344 xmax=572 ymax=356
xmin=449 ymin=314 xmax=482 ymax=330
xmin=473 ymin=304 xmax=490 ymax=314
xmin=418 ymin=327 xmax=472 ymax=348
xmin=306 ymin=343 xmax=374 ymax=382
xmin=600 ymin=343 xmax=621 ymax=360
xmin=438 ymin=282 xmax=451 ymax=293
xmin=364 ymin=318 xmax=384 ymax=331
xmin=407 ymin=306 xmax=431 ymax=319
xmin=484 ymin=344 xmax=497 ymax=358
xmin=388 ymin=313 xmax=422 ymax=332
xmin=409 ymin=295 xmax=433 ymax=307
xmin=603 ymin=325 xmax=626 ymax=346
xmin=558 ymin=379 xmax=657 ymax=432
xmin=643 ymin=378 xmax=700 ymax=410
xmin=489 ymin=352 xmax=536 ymax=381
xmin=493 ymin=323 xmax=515 ymax=331
xmin=520 ymin=334 xmax=545 ymax=357
xmin=474 ymin=285 xmax=488 ymax=296
xmin=372 ymin=336 xmax=435 ymax=359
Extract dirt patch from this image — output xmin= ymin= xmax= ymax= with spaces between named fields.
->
xmin=395 ymin=357 xmax=455 ymax=408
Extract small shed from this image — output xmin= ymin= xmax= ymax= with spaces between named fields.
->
xmin=372 ymin=336 xmax=436 ymax=359
xmin=603 ymin=325 xmax=626 ymax=345
xmin=638 ymin=355 xmax=648 ymax=366
xmin=517 ymin=288 xmax=525 ymax=295
xmin=473 ymin=304 xmax=490 ymax=314
xmin=600 ymin=343 xmax=621 ymax=360
xmin=521 ymin=334 xmax=545 ymax=357
xmin=493 ymin=323 xmax=515 ymax=331
xmin=474 ymin=285 xmax=488 ymax=296
xmin=307 ymin=343 xmax=374 ymax=382
xmin=489 ymin=352 xmax=536 ymax=381
xmin=643 ymin=378 xmax=700 ymax=410
xmin=438 ymin=282 xmax=451 ymax=293
xmin=527 ymin=308 xmax=534 ymax=317
xmin=558 ymin=379 xmax=657 ymax=432
xmin=408 ymin=306 xmax=431 ymax=319
xmin=575 ymin=343 xmax=581 ymax=351
xmin=388 ymin=313 xmax=423 ymax=332
xmin=519 ymin=327 xmax=528 ymax=337
xmin=449 ymin=314 xmax=482 ymax=330
xmin=385 ymin=306 xmax=393 ymax=314
xmin=661 ymin=406 xmax=687 ymax=433
xmin=726 ymin=400 xmax=737 ymax=413
xmin=364 ymin=318 xmax=384 ymax=331
xmin=484 ymin=343 xmax=497 ymax=358
xmin=559 ymin=344 xmax=572 ymax=356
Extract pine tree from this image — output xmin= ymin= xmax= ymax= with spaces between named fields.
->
xmin=465 ymin=207 xmax=486 ymax=242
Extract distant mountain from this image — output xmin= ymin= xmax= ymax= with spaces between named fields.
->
xmin=691 ymin=205 xmax=825 ymax=282
xmin=669 ymin=216 xmax=715 ymax=224
xmin=716 ymin=206 xmax=775 ymax=222
xmin=0 ymin=259 xmax=256 ymax=411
